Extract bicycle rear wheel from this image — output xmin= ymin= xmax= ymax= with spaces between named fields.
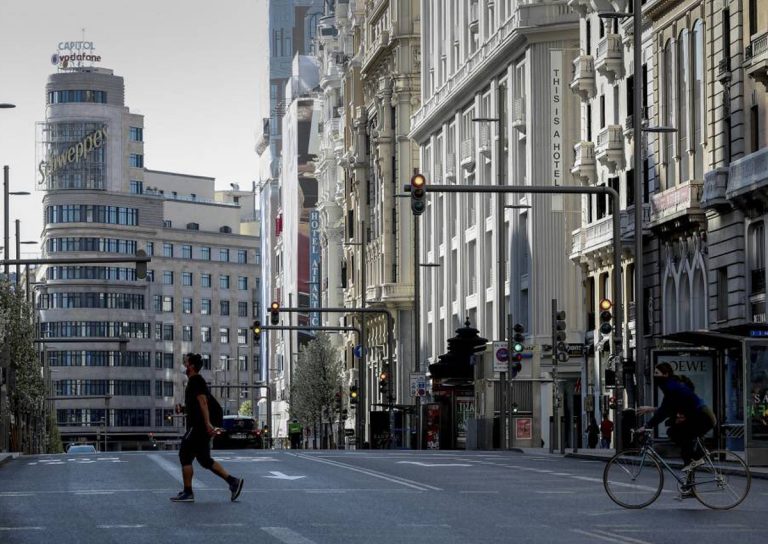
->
xmin=692 ymin=450 xmax=751 ymax=510
xmin=603 ymin=449 xmax=663 ymax=508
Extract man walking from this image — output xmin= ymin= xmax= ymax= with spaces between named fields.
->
xmin=600 ymin=414 xmax=614 ymax=449
xmin=171 ymin=353 xmax=244 ymax=503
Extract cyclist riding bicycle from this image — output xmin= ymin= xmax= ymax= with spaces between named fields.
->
xmin=636 ymin=362 xmax=717 ymax=476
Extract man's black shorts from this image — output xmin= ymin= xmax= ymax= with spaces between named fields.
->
xmin=179 ymin=428 xmax=215 ymax=469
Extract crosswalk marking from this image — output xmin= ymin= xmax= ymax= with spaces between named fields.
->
xmin=262 ymin=527 xmax=317 ymax=544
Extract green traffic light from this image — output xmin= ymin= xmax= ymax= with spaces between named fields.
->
xmin=512 ymin=342 xmax=524 ymax=353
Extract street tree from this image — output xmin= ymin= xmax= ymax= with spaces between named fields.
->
xmin=238 ymin=399 xmax=252 ymax=417
xmin=0 ymin=281 xmax=47 ymax=453
xmin=289 ymin=333 xmax=343 ymax=447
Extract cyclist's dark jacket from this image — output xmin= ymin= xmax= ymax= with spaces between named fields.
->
xmin=646 ymin=378 xmax=705 ymax=428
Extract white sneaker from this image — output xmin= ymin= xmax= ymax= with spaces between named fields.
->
xmin=682 ymin=458 xmax=705 ymax=472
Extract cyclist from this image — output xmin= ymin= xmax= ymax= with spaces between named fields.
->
xmin=636 ymin=362 xmax=717 ymax=495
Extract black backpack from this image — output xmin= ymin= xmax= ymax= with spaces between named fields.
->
xmin=207 ymin=393 xmax=224 ymax=427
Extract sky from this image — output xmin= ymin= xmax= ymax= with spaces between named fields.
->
xmin=0 ymin=0 xmax=269 ymax=254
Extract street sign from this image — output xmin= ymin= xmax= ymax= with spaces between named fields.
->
xmin=344 ymin=428 xmax=355 ymax=436
xmin=493 ymin=341 xmax=509 ymax=372
xmin=353 ymin=345 xmax=364 ymax=358
xmin=410 ymin=372 xmax=427 ymax=397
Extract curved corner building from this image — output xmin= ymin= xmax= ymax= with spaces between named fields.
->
xmin=38 ymin=66 xmax=261 ymax=450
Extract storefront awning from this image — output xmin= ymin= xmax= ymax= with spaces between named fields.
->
xmin=663 ymin=323 xmax=768 ymax=349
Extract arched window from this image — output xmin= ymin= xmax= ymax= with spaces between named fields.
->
xmin=679 ymin=268 xmax=691 ymax=331
xmin=691 ymin=265 xmax=706 ymax=329
xmin=664 ymin=40 xmax=676 ymax=188
xmin=663 ymin=274 xmax=677 ymax=334
xmin=692 ymin=21 xmax=705 ymax=180
xmin=678 ymin=29 xmax=690 ymax=183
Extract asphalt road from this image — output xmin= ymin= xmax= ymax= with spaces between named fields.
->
xmin=0 ymin=449 xmax=765 ymax=543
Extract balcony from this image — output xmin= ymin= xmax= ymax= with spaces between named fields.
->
xmin=595 ymin=125 xmax=625 ymax=173
xmin=745 ymin=31 xmax=768 ymax=89
xmin=649 ymin=180 xmax=704 ymax=226
xmin=381 ymin=283 xmax=413 ymax=307
xmin=460 ymin=138 xmax=475 ymax=171
xmin=445 ymin=152 xmax=457 ymax=181
xmin=366 ymin=285 xmax=382 ymax=304
xmin=702 ymin=167 xmax=729 ymax=209
xmin=726 ymin=147 xmax=768 ymax=207
xmin=571 ymin=141 xmax=596 ymax=184
xmin=595 ymin=34 xmax=623 ymax=83
xmin=478 ymin=124 xmax=492 ymax=157
xmin=511 ymin=97 xmax=526 ymax=133
xmin=570 ymin=55 xmax=595 ymax=100
xmin=570 ymin=215 xmax=615 ymax=261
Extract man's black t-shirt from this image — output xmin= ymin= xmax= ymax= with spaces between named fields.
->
xmin=184 ymin=374 xmax=208 ymax=431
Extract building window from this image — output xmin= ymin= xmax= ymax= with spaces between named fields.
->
xmin=201 ymin=274 xmax=212 ymax=288
xmin=129 ymin=127 xmax=143 ymax=142
xmin=187 ymin=222 xmax=200 ymax=231
xmin=220 ymin=275 xmax=230 ymax=289
xmin=201 ymin=326 xmax=211 ymax=343
xmin=220 ymin=248 xmax=230 ymax=262
xmin=182 ymin=298 xmax=192 ymax=314
xmin=162 ymin=296 xmax=173 ymax=313
xmin=201 ymin=247 xmax=211 ymax=261
xmin=717 ymin=267 xmax=728 ymax=322
xmin=162 ymin=271 xmax=174 ymax=285
xmin=48 ymin=89 xmax=107 ymax=104
xmin=129 ymin=154 xmax=144 ymax=168
xmin=130 ymin=180 xmax=143 ymax=194
xmin=237 ymin=250 xmax=247 ymax=264
xmin=146 ymin=241 xmax=154 ymax=256
xmin=201 ymin=299 xmax=211 ymax=315
xmin=678 ymin=29 xmax=690 ymax=183
xmin=663 ymin=39 xmax=676 ymax=188
xmin=181 ymin=245 xmax=192 ymax=259
xmin=237 ymin=328 xmax=248 ymax=345
xmin=163 ymin=243 xmax=173 ymax=258
xmin=220 ymin=300 xmax=230 ymax=316
xmin=182 ymin=272 xmax=193 ymax=286
xmin=238 ymin=301 xmax=248 ymax=317
xmin=162 ymin=324 xmax=174 ymax=341
xmin=153 ymin=295 xmax=162 ymax=312
xmin=237 ymin=276 xmax=248 ymax=290
xmin=182 ymin=325 xmax=193 ymax=342
xmin=219 ymin=327 xmax=229 ymax=344
xmin=749 ymin=222 xmax=766 ymax=296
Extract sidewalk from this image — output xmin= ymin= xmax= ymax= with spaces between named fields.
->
xmin=0 ymin=452 xmax=19 ymax=467
xmin=515 ymin=447 xmax=768 ymax=480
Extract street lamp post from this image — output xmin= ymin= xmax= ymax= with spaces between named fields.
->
xmin=3 ymin=165 xmax=30 ymax=278
xmin=14 ymin=220 xmax=36 ymax=286
xmin=472 ymin=81 xmax=507 ymax=448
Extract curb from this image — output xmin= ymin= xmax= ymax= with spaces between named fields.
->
xmin=564 ymin=451 xmax=768 ymax=480
xmin=0 ymin=453 xmax=19 ymax=467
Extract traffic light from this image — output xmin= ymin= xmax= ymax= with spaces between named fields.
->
xmin=511 ymin=323 xmax=525 ymax=376
xmin=252 ymin=320 xmax=262 ymax=343
xmin=334 ymin=392 xmax=342 ymax=411
xmin=270 ymin=301 xmax=280 ymax=325
xmin=604 ymin=368 xmax=617 ymax=387
xmin=599 ymin=298 xmax=613 ymax=351
xmin=554 ymin=309 xmax=568 ymax=363
xmin=410 ymin=173 xmax=427 ymax=216
xmin=135 ymin=249 xmax=148 ymax=280
xmin=379 ymin=367 xmax=390 ymax=395
xmin=349 ymin=385 xmax=359 ymax=405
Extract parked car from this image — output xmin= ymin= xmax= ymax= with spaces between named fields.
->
xmin=212 ymin=415 xmax=262 ymax=449
xmin=67 ymin=444 xmax=97 ymax=454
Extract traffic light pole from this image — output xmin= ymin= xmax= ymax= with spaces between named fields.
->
xmin=411 ymin=183 xmax=624 ymax=450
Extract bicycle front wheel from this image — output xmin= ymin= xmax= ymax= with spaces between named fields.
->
xmin=603 ymin=449 xmax=664 ymax=508
xmin=692 ymin=450 xmax=751 ymax=510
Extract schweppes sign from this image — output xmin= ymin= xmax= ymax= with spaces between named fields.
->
xmin=38 ymin=126 xmax=107 ymax=185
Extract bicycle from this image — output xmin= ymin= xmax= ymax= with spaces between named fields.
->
xmin=603 ymin=429 xmax=751 ymax=509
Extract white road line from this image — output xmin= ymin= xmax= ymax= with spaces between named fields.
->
xmin=197 ymin=523 xmax=246 ymax=527
xmin=535 ymin=490 xmax=575 ymax=494
xmin=0 ymin=492 xmax=35 ymax=497
xmin=262 ymin=526 xmax=317 ymax=544
xmin=97 ymin=524 xmax=146 ymax=529
xmin=148 ymin=453 xmax=207 ymax=489
xmin=591 ymin=529 xmax=653 ymax=544
xmin=573 ymin=529 xmax=646 ymax=544
xmin=74 ymin=491 xmax=115 ymax=495
xmin=459 ymin=490 xmax=499 ymax=494
xmin=0 ymin=527 xmax=44 ymax=531
xmin=297 ymin=454 xmax=442 ymax=491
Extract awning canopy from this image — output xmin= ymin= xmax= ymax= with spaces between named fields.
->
xmin=662 ymin=323 xmax=768 ymax=350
